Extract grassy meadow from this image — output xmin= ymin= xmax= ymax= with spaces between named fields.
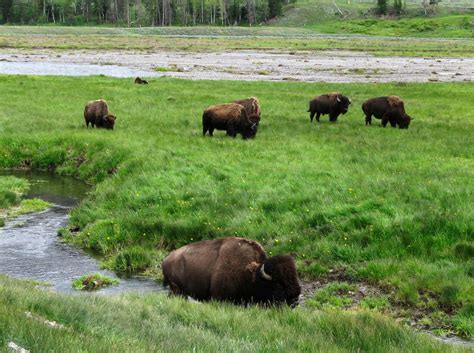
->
xmin=0 ymin=75 xmax=473 ymax=342
xmin=2 ymin=275 xmax=469 ymax=353
xmin=274 ymin=0 xmax=474 ymax=38
xmin=1 ymin=26 xmax=474 ymax=57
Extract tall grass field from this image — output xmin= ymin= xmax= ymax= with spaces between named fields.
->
xmin=0 ymin=75 xmax=473 ymax=349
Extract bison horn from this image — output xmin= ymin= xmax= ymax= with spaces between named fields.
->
xmin=259 ymin=264 xmax=272 ymax=281
xmin=336 ymin=96 xmax=341 ymax=103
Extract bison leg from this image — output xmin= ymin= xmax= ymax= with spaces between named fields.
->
xmin=365 ymin=114 xmax=372 ymax=125
xmin=226 ymin=122 xmax=236 ymax=138
xmin=203 ymin=124 xmax=209 ymax=136
xmin=381 ymin=115 xmax=389 ymax=128
xmin=329 ymin=113 xmax=338 ymax=122
xmin=309 ymin=111 xmax=315 ymax=123
xmin=208 ymin=127 xmax=214 ymax=136
xmin=315 ymin=112 xmax=321 ymax=123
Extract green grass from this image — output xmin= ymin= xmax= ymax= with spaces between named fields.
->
xmin=309 ymin=15 xmax=474 ymax=38
xmin=72 ymin=273 xmax=120 ymax=290
xmin=1 ymin=25 xmax=474 ymax=56
xmin=0 ymin=75 xmax=473 ymax=337
xmin=271 ymin=0 xmax=474 ymax=38
xmin=0 ymin=275 xmax=470 ymax=352
xmin=0 ymin=176 xmax=51 ymax=224
xmin=0 ymin=176 xmax=29 ymax=209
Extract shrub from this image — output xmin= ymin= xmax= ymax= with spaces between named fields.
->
xmin=72 ymin=273 xmax=119 ymax=290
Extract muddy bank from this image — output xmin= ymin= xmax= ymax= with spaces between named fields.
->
xmin=1 ymin=49 xmax=473 ymax=83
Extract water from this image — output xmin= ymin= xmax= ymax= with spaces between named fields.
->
xmin=0 ymin=61 xmax=161 ymax=78
xmin=0 ymin=170 xmax=164 ymax=294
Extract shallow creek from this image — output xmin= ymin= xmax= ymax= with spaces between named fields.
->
xmin=0 ymin=170 xmax=164 ymax=294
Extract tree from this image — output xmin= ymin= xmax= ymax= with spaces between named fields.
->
xmin=0 ymin=0 xmax=14 ymax=22
xmin=377 ymin=0 xmax=387 ymax=15
xmin=267 ymin=0 xmax=281 ymax=18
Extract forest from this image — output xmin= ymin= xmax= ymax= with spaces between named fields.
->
xmin=0 ymin=0 xmax=294 ymax=26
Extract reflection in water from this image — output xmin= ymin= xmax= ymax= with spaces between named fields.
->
xmin=0 ymin=170 xmax=164 ymax=294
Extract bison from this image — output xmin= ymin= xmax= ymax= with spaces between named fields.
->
xmin=362 ymin=96 xmax=412 ymax=129
xmin=202 ymin=103 xmax=260 ymax=139
xmin=134 ymin=77 xmax=149 ymax=84
xmin=233 ymin=97 xmax=261 ymax=119
xmin=162 ymin=237 xmax=301 ymax=306
xmin=308 ymin=92 xmax=351 ymax=123
xmin=84 ymin=99 xmax=116 ymax=130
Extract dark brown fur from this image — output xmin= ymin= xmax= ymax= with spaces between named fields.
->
xmin=233 ymin=97 xmax=261 ymax=118
xmin=308 ymin=92 xmax=351 ymax=123
xmin=84 ymin=99 xmax=116 ymax=130
xmin=362 ymin=96 xmax=412 ymax=129
xmin=202 ymin=103 xmax=260 ymax=139
xmin=162 ymin=237 xmax=301 ymax=305
xmin=134 ymin=77 xmax=148 ymax=84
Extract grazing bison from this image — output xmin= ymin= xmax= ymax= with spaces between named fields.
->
xmin=308 ymin=92 xmax=351 ymax=123
xmin=162 ymin=237 xmax=301 ymax=306
xmin=202 ymin=103 xmax=260 ymax=139
xmin=362 ymin=96 xmax=412 ymax=129
xmin=84 ymin=99 xmax=116 ymax=130
xmin=134 ymin=77 xmax=148 ymax=84
xmin=233 ymin=97 xmax=261 ymax=119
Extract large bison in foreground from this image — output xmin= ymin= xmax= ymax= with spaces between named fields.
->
xmin=308 ymin=92 xmax=351 ymax=123
xmin=362 ymin=96 xmax=412 ymax=129
xmin=84 ymin=99 xmax=116 ymax=129
xmin=202 ymin=103 xmax=260 ymax=139
xmin=162 ymin=237 xmax=301 ymax=306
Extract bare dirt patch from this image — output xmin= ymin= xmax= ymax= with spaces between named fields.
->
xmin=1 ymin=49 xmax=473 ymax=83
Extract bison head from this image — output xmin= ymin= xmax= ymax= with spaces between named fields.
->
xmin=243 ymin=114 xmax=261 ymax=139
xmin=256 ymin=255 xmax=301 ymax=306
xmin=399 ymin=114 xmax=412 ymax=129
xmin=336 ymin=94 xmax=351 ymax=115
xmin=103 ymin=115 xmax=116 ymax=130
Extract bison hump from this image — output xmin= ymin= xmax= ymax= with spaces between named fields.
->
xmin=387 ymin=96 xmax=403 ymax=108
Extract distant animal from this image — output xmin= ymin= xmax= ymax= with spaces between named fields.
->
xmin=362 ymin=96 xmax=412 ymax=129
xmin=308 ymin=92 xmax=351 ymax=123
xmin=202 ymin=103 xmax=260 ymax=139
xmin=84 ymin=99 xmax=116 ymax=130
xmin=134 ymin=77 xmax=148 ymax=84
xmin=233 ymin=97 xmax=261 ymax=119
xmin=162 ymin=237 xmax=301 ymax=306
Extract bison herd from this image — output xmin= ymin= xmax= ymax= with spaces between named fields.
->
xmin=82 ymin=84 xmax=414 ymax=305
xmin=83 ymin=79 xmax=413 ymax=136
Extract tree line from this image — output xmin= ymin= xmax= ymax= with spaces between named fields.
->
xmin=0 ymin=0 xmax=293 ymax=25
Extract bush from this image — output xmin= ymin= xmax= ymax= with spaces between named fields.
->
xmin=113 ymin=246 xmax=154 ymax=272
xmin=72 ymin=273 xmax=119 ymax=290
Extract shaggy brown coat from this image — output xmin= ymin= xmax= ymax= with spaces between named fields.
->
xmin=362 ymin=96 xmax=412 ymax=129
xmin=233 ymin=97 xmax=261 ymax=118
xmin=84 ymin=99 xmax=116 ymax=130
xmin=162 ymin=237 xmax=301 ymax=305
xmin=308 ymin=92 xmax=351 ymax=123
xmin=202 ymin=103 xmax=260 ymax=139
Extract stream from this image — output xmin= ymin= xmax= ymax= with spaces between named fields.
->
xmin=0 ymin=170 xmax=164 ymax=294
